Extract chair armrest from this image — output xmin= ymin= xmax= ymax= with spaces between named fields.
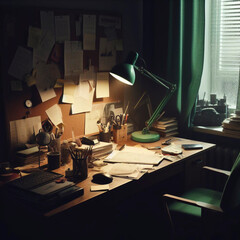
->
xmin=202 ymin=166 xmax=230 ymax=177
xmin=163 ymin=193 xmax=223 ymax=213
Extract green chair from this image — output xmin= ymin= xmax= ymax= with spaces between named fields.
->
xmin=163 ymin=152 xmax=240 ymax=240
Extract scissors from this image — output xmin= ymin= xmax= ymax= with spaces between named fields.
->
xmin=115 ymin=115 xmax=122 ymax=126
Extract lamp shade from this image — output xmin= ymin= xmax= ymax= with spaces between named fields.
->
xmin=110 ymin=63 xmax=135 ymax=85
xmin=110 ymin=51 xmax=139 ymax=86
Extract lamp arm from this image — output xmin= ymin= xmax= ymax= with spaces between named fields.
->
xmin=134 ymin=66 xmax=176 ymax=134
xmin=135 ymin=66 xmax=174 ymax=90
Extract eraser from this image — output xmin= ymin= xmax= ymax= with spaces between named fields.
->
xmin=90 ymin=184 xmax=109 ymax=192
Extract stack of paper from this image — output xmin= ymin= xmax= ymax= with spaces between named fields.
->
xmin=104 ymin=146 xmax=163 ymax=165
xmin=77 ymin=141 xmax=113 ymax=159
xmin=101 ymin=163 xmax=153 ymax=180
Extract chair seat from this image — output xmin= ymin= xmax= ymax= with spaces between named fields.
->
xmin=169 ymin=188 xmax=222 ymax=218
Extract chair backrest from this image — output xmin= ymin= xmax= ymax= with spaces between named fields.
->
xmin=220 ymin=152 xmax=240 ymax=213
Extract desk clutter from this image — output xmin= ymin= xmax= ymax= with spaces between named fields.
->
xmin=5 ymin=170 xmax=84 ymax=210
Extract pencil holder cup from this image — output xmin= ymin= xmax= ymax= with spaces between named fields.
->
xmin=100 ymin=131 xmax=111 ymax=142
xmin=47 ymin=152 xmax=61 ymax=170
xmin=73 ymin=157 xmax=88 ymax=181
xmin=113 ymin=124 xmax=127 ymax=143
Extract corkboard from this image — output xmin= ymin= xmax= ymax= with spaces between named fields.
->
xmin=2 ymin=6 xmax=125 ymax=149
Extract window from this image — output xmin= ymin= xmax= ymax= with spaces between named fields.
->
xmin=199 ymin=0 xmax=240 ymax=110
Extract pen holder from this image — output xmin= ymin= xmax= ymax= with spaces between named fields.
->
xmin=113 ymin=124 xmax=127 ymax=143
xmin=99 ymin=131 xmax=111 ymax=142
xmin=72 ymin=157 xmax=88 ymax=181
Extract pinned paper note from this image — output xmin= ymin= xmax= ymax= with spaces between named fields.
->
xmin=71 ymin=80 xmax=95 ymax=114
xmin=45 ymin=104 xmax=63 ymax=127
xmin=83 ymin=14 xmax=96 ymax=50
xmin=10 ymin=116 xmax=41 ymax=149
xmin=33 ymin=31 xmax=55 ymax=65
xmin=27 ymin=26 xmax=42 ymax=49
xmin=55 ymin=15 xmax=70 ymax=43
xmin=96 ymin=72 xmax=109 ymax=98
xmin=85 ymin=103 xmax=106 ymax=135
xmin=8 ymin=46 xmax=33 ymax=80
xmin=62 ymin=82 xmax=77 ymax=104
xmin=37 ymin=86 xmax=56 ymax=102
xmin=36 ymin=62 xmax=61 ymax=90
xmin=40 ymin=11 xmax=55 ymax=37
xmin=99 ymin=38 xmax=116 ymax=71
xmin=64 ymin=41 xmax=83 ymax=77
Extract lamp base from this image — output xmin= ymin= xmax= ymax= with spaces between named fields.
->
xmin=131 ymin=130 xmax=160 ymax=143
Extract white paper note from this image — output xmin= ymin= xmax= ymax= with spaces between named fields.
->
xmin=37 ymin=87 xmax=56 ymax=102
xmin=27 ymin=26 xmax=42 ymax=49
xmin=8 ymin=46 xmax=33 ymax=80
xmin=10 ymin=116 xmax=41 ymax=149
xmin=64 ymin=41 xmax=83 ymax=77
xmin=96 ymin=72 xmax=109 ymax=98
xmin=55 ymin=15 xmax=70 ymax=43
xmin=40 ymin=11 xmax=55 ymax=37
xmin=99 ymin=38 xmax=116 ymax=71
xmin=62 ymin=82 xmax=77 ymax=103
xmin=33 ymin=31 xmax=55 ymax=65
xmin=71 ymin=80 xmax=95 ymax=114
xmin=83 ymin=15 xmax=96 ymax=50
xmin=45 ymin=104 xmax=63 ymax=126
xmin=85 ymin=103 xmax=105 ymax=135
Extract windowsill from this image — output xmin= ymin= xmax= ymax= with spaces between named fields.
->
xmin=192 ymin=126 xmax=240 ymax=139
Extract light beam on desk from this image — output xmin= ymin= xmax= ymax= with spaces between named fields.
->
xmin=110 ymin=51 xmax=176 ymax=143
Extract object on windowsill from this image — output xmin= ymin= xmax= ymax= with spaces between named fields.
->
xmin=222 ymin=112 xmax=240 ymax=136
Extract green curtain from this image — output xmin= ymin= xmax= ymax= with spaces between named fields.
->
xmin=167 ymin=0 xmax=205 ymax=131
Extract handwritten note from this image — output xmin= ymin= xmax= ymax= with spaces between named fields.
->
xmin=96 ymin=72 xmax=109 ymax=98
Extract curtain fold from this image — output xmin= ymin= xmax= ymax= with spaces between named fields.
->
xmin=167 ymin=0 xmax=205 ymax=131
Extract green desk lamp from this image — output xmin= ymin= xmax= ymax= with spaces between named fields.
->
xmin=110 ymin=51 xmax=176 ymax=143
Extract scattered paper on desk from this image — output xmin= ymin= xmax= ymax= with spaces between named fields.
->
xmin=10 ymin=116 xmax=41 ymax=149
xmin=55 ymin=15 xmax=70 ymax=43
xmin=64 ymin=41 xmax=83 ymax=77
xmin=105 ymin=147 xmax=163 ymax=165
xmin=62 ymin=81 xmax=77 ymax=103
xmin=8 ymin=46 xmax=33 ymax=80
xmin=71 ymin=80 xmax=95 ymax=114
xmin=45 ymin=104 xmax=63 ymax=126
xmin=101 ymin=163 xmax=153 ymax=180
xmin=96 ymin=72 xmax=109 ymax=98
xmin=37 ymin=86 xmax=56 ymax=102
xmin=161 ymin=144 xmax=182 ymax=155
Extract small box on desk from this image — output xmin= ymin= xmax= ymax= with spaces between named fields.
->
xmin=113 ymin=124 xmax=127 ymax=143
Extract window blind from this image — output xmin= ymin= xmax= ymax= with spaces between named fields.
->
xmin=216 ymin=0 xmax=240 ymax=72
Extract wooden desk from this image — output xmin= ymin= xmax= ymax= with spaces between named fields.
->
xmin=1 ymin=137 xmax=215 ymax=240
xmin=44 ymin=137 xmax=214 ymax=216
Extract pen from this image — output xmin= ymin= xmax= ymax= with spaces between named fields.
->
xmin=147 ymin=146 xmax=161 ymax=150
xmin=119 ymin=144 xmax=126 ymax=151
xmin=162 ymin=139 xmax=172 ymax=145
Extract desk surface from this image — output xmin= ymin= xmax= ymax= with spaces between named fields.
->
xmin=39 ymin=136 xmax=214 ymax=218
